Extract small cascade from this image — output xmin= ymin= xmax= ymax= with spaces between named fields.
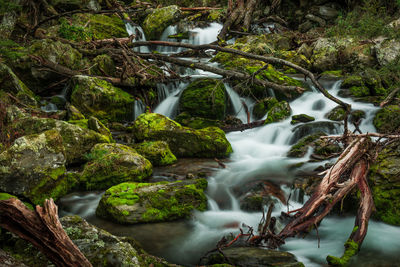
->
xmin=133 ymin=99 xmax=145 ymax=120
xmin=125 ymin=23 xmax=150 ymax=53
xmin=153 ymin=81 xmax=189 ymax=118
xmin=224 ymin=83 xmax=254 ymax=123
xmin=40 ymin=102 xmax=58 ymax=113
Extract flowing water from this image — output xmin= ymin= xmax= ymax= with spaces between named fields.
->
xmin=59 ymin=23 xmax=400 ymax=266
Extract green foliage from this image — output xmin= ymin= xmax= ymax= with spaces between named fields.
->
xmin=58 ymin=18 xmax=92 ymax=41
xmin=0 ymin=39 xmax=26 ymax=61
xmin=0 ymin=0 xmax=21 ymax=16
xmin=83 ymin=148 xmax=108 ymax=162
xmin=326 ymin=0 xmax=400 ymax=39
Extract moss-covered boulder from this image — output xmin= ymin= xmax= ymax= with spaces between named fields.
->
xmin=81 ymin=143 xmax=152 ymax=190
xmin=264 ymin=101 xmax=291 ymax=124
xmin=175 ymin=112 xmax=222 ymax=129
xmin=142 ymin=5 xmax=181 ymax=40
xmin=96 ymin=179 xmax=207 ymax=224
xmin=325 ymin=106 xmax=346 ymax=121
xmin=291 ymin=114 xmax=315 ymax=125
xmin=134 ymin=141 xmax=177 ymax=166
xmin=91 ymin=54 xmax=116 ymax=76
xmin=374 ymin=39 xmax=400 ymax=66
xmin=252 ymin=97 xmax=278 ymax=120
xmin=373 ymin=105 xmax=400 ymax=134
xmin=11 ymin=117 xmax=110 ymax=164
xmin=0 ymin=63 xmax=38 ymax=106
xmin=369 ymin=140 xmax=400 ymax=225
xmin=287 ymin=132 xmax=325 ymax=158
xmin=0 ymin=130 xmax=77 ymax=205
xmin=132 ymin=113 xmax=232 ymax=158
xmin=87 ymin=116 xmax=113 ymax=142
xmin=71 ymin=75 xmax=135 ymax=123
xmin=179 ymin=78 xmax=226 ymax=120
xmin=66 ymin=103 xmax=85 ymax=120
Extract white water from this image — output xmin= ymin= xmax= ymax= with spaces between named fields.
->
xmin=125 ymin=23 xmax=150 ymax=53
xmin=133 ymin=99 xmax=146 ymax=120
xmin=58 ymin=21 xmax=400 ymax=267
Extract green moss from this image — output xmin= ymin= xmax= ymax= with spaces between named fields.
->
xmin=0 ymin=39 xmax=27 ymax=62
xmin=321 ymin=70 xmax=343 ymax=77
xmin=349 ymin=86 xmax=370 ymax=97
xmin=134 ymin=141 xmax=177 ymax=166
xmin=68 ymin=119 xmax=89 ymax=129
xmin=373 ymin=105 xmax=400 ymax=134
xmin=0 ymin=192 xmax=17 ymax=201
xmin=291 ymin=114 xmax=315 ymax=125
xmin=175 ymin=112 xmax=222 ymax=129
xmin=180 ymin=78 xmax=226 ymax=120
xmin=326 ymin=239 xmax=359 ymax=266
xmin=264 ymin=101 xmax=291 ymax=124
xmin=253 ymin=97 xmax=278 ymax=120
xmin=287 ymin=132 xmax=325 ymax=158
xmin=326 ymin=106 xmax=346 ymax=121
xmin=91 ymin=54 xmax=116 ymax=76
xmin=143 ymin=5 xmax=181 ymax=40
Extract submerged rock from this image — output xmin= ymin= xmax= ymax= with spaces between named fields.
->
xmin=369 ymin=140 xmax=400 ymax=225
xmin=289 ymin=121 xmax=341 ymax=145
xmin=81 ymin=143 xmax=152 ymax=190
xmin=71 ymin=75 xmax=135 ymax=123
xmin=252 ymin=97 xmax=278 ymax=120
xmin=373 ymin=105 xmax=400 ymax=134
xmin=179 ymin=78 xmax=226 ymax=120
xmin=325 ymin=106 xmax=346 ymax=121
xmin=96 ymin=179 xmax=207 ymax=224
xmin=134 ymin=141 xmax=177 ymax=166
xmin=291 ymin=114 xmax=315 ymax=125
xmin=0 ymin=130 xmax=76 ymax=205
xmin=143 ymin=5 xmax=181 ymax=40
xmin=132 ymin=113 xmax=232 ymax=158
xmin=201 ymin=246 xmax=303 ymax=267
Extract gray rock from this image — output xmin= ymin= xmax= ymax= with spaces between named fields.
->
xmin=317 ymin=5 xmax=339 ymax=20
xmin=374 ymin=39 xmax=400 ymax=66
xmin=305 ymin=14 xmax=326 ymax=27
xmin=289 ymin=121 xmax=341 ymax=145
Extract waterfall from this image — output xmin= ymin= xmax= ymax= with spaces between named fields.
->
xmin=125 ymin=23 xmax=150 ymax=53
xmin=133 ymin=99 xmax=145 ymax=120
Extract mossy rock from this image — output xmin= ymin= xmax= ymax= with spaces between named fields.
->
xmin=373 ymin=105 xmax=400 ymax=134
xmin=175 ymin=112 xmax=223 ymax=129
xmin=66 ymin=103 xmax=85 ymax=120
xmin=0 ymin=130 xmax=78 ymax=205
xmin=134 ymin=141 xmax=177 ymax=166
xmin=81 ymin=143 xmax=152 ymax=190
xmin=10 ymin=117 xmax=110 ymax=164
xmin=96 ymin=179 xmax=207 ymax=224
xmin=90 ymin=54 xmax=116 ymax=76
xmin=291 ymin=114 xmax=315 ymax=125
xmin=71 ymin=75 xmax=135 ymax=123
xmin=369 ymin=140 xmax=400 ymax=225
xmin=87 ymin=116 xmax=113 ymax=142
xmin=142 ymin=5 xmax=181 ymax=40
xmin=0 ymin=193 xmax=33 ymax=210
xmin=264 ymin=101 xmax=291 ymax=124
xmin=132 ymin=113 xmax=232 ymax=158
xmin=252 ymin=97 xmax=278 ymax=120
xmin=179 ymin=78 xmax=226 ymax=120
xmin=287 ymin=132 xmax=325 ymax=158
xmin=325 ymin=105 xmax=346 ymax=121
xmin=0 ymin=63 xmax=38 ymax=107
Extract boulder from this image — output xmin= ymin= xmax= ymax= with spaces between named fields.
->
xmin=71 ymin=75 xmax=135 ymax=123
xmin=11 ymin=117 xmax=110 ymax=164
xmin=179 ymin=78 xmax=226 ymax=120
xmin=91 ymin=54 xmax=115 ymax=76
xmin=287 ymin=132 xmax=325 ymax=158
xmin=132 ymin=113 xmax=233 ymax=158
xmin=142 ymin=5 xmax=181 ymax=40
xmin=291 ymin=114 xmax=315 ymax=125
xmin=87 ymin=116 xmax=113 ymax=141
xmin=0 ymin=130 xmax=77 ymax=205
xmin=0 ymin=63 xmax=38 ymax=106
xmin=175 ymin=112 xmax=223 ymax=129
xmin=81 ymin=143 xmax=152 ymax=190
xmin=325 ymin=106 xmax=346 ymax=121
xmin=200 ymin=246 xmax=303 ymax=267
xmin=96 ymin=179 xmax=207 ymax=224
xmin=264 ymin=101 xmax=291 ymax=124
xmin=252 ymin=97 xmax=278 ymax=120
xmin=374 ymin=39 xmax=400 ymax=66
xmin=289 ymin=121 xmax=341 ymax=145
xmin=66 ymin=103 xmax=85 ymax=120
xmin=134 ymin=141 xmax=177 ymax=166
xmin=373 ymin=105 xmax=400 ymax=134
xmin=369 ymin=140 xmax=400 ymax=225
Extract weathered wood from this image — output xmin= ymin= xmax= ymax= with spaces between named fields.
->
xmin=0 ymin=198 xmax=92 ymax=267
xmin=380 ymin=87 xmax=400 ymax=107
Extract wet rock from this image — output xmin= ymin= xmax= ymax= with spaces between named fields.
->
xmin=91 ymin=54 xmax=116 ymax=76
xmin=179 ymin=78 xmax=226 ymax=120
xmin=291 ymin=114 xmax=315 ymax=125
xmin=175 ymin=112 xmax=223 ymax=129
xmin=132 ymin=113 xmax=232 ymax=158
xmin=252 ymin=97 xmax=278 ymax=120
xmin=264 ymin=101 xmax=291 ymax=124
xmin=143 ymin=5 xmax=181 ymax=40
xmin=369 ymin=140 xmax=400 ymax=225
xmin=87 ymin=116 xmax=113 ymax=141
xmin=71 ymin=75 xmax=135 ymax=123
xmin=289 ymin=121 xmax=341 ymax=145
xmin=0 ymin=130 xmax=77 ymax=205
xmin=305 ymin=14 xmax=326 ymax=27
xmin=287 ymin=132 xmax=325 ymax=158
xmin=201 ymin=246 xmax=303 ymax=267
xmin=373 ymin=105 xmax=400 ymax=134
xmin=10 ymin=116 xmax=110 ymax=164
xmin=374 ymin=39 xmax=400 ymax=66
xmin=81 ymin=143 xmax=152 ymax=190
xmin=316 ymin=5 xmax=339 ymax=20
xmin=96 ymin=179 xmax=207 ymax=224
xmin=298 ymin=20 xmax=314 ymax=33
xmin=0 ymin=63 xmax=38 ymax=107
xmin=66 ymin=103 xmax=85 ymax=120
xmin=134 ymin=141 xmax=177 ymax=166
xmin=325 ymin=106 xmax=346 ymax=121
xmin=350 ymin=110 xmax=366 ymax=123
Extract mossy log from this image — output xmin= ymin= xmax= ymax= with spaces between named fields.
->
xmin=0 ymin=198 xmax=92 ymax=267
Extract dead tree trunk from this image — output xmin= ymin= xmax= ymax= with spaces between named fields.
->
xmin=0 ymin=198 xmax=92 ymax=267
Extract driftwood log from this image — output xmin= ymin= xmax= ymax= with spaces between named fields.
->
xmin=0 ymin=198 xmax=92 ymax=267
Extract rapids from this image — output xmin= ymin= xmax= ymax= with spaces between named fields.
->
xmin=59 ymin=22 xmax=400 ymax=266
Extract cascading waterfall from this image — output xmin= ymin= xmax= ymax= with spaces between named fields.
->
xmin=133 ymin=99 xmax=145 ymax=120
xmin=59 ymin=21 xmax=400 ymax=267
xmin=125 ymin=23 xmax=150 ymax=53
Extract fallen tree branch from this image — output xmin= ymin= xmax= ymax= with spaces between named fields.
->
xmin=0 ymin=198 xmax=92 ymax=267
xmin=380 ymin=87 xmax=400 ymax=107
xmin=321 ymin=133 xmax=400 ymax=139
xmin=180 ymin=7 xmax=223 ymax=11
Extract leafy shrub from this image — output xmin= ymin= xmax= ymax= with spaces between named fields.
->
xmin=58 ymin=18 xmax=92 ymax=41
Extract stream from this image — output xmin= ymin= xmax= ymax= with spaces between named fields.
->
xmin=59 ymin=22 xmax=400 ymax=266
